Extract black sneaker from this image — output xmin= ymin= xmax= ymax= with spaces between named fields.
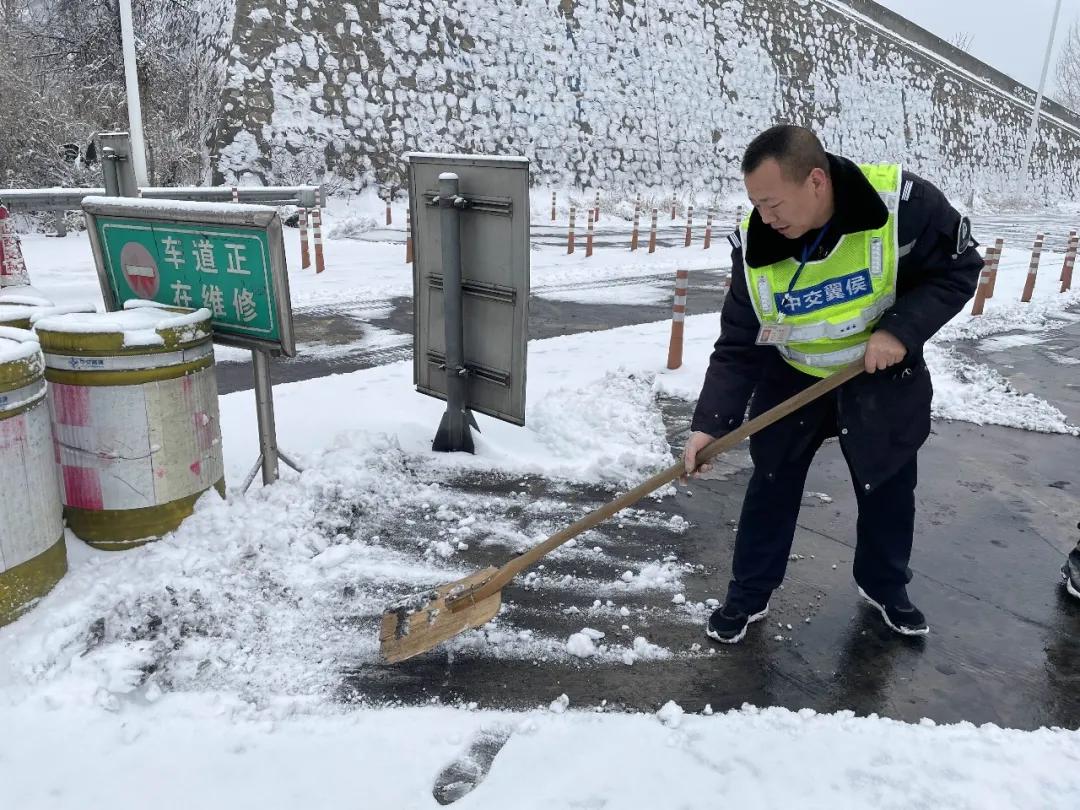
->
xmin=858 ymin=587 xmax=929 ymax=636
xmin=1062 ymin=544 xmax=1080 ymax=601
xmin=706 ymin=603 xmax=769 ymax=644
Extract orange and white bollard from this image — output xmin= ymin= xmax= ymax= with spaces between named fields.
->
xmin=971 ymin=242 xmax=1000 ymax=316
xmin=985 ymin=237 xmax=1003 ymax=298
xmin=630 ymin=196 xmax=641 ymax=252
xmin=666 ymin=268 xmax=690 ymax=369
xmin=648 ymin=208 xmax=658 ymax=254
xmin=684 ymin=205 xmax=694 ymax=247
xmin=405 ymin=209 xmax=414 ymax=264
xmin=1062 ymin=231 xmax=1077 ymax=283
xmin=231 ymin=186 xmax=239 ymax=204
xmin=593 ymin=190 xmax=601 ymax=223
xmin=735 ymin=204 xmax=745 ymax=228
xmin=703 ymin=210 xmax=713 ymax=250
xmin=298 ymin=207 xmax=311 ymax=269
xmin=385 ymin=196 xmax=392 ymax=226
xmin=313 ymin=207 xmax=325 ymax=274
xmin=551 ymin=191 xmax=557 ymax=222
xmin=1061 ymin=230 xmax=1077 ymax=293
xmin=1021 ymin=233 xmax=1044 ymax=303
xmin=567 ymin=206 xmax=576 ymax=255
xmin=671 ymin=194 xmax=677 ymax=221
xmin=586 ymin=209 xmax=594 ymax=258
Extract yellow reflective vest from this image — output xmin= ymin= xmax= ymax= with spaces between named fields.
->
xmin=742 ymin=163 xmax=901 ymax=378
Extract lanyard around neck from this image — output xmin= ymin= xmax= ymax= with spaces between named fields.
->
xmin=786 ymin=220 xmax=833 ymax=295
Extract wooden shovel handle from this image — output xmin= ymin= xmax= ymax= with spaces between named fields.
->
xmin=447 ymin=359 xmax=864 ymax=611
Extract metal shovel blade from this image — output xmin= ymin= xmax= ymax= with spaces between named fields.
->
xmin=379 ymin=566 xmax=502 ymax=664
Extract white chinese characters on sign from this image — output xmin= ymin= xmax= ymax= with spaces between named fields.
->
xmin=201 ymin=284 xmax=226 ymax=317
xmin=162 ymin=236 xmax=185 ymax=270
xmin=171 ymin=280 xmax=193 ymax=307
xmin=233 ymin=288 xmax=258 ymax=322
xmin=193 ymin=239 xmax=218 ymax=274
xmin=224 ymin=243 xmax=250 ymax=275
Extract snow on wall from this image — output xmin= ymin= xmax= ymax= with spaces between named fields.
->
xmin=195 ymin=0 xmax=242 ymax=183
xmin=210 ymin=0 xmax=1080 ymax=200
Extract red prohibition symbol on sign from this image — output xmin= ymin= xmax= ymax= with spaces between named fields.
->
xmin=120 ymin=242 xmax=161 ymax=299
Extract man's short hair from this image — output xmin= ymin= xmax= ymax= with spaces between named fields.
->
xmin=741 ymin=125 xmax=830 ymax=182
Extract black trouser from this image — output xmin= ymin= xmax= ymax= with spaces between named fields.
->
xmin=724 ymin=408 xmax=918 ymax=614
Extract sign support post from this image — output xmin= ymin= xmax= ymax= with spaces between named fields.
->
xmin=433 ymin=173 xmax=477 ymax=453
xmin=239 ymin=348 xmax=302 ymax=491
xmin=97 ymin=132 xmax=140 ymax=198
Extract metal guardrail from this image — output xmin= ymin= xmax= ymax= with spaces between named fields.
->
xmin=0 ymin=185 xmax=325 ymax=235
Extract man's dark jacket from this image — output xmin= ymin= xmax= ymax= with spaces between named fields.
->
xmin=690 ymin=154 xmax=983 ymax=491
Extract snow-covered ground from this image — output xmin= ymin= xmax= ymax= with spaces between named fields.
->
xmin=3 ymin=197 xmax=1080 ymax=807
xmin=5 ymin=700 xmax=1078 ymax=809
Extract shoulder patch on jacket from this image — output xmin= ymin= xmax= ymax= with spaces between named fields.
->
xmin=898 ymin=178 xmax=925 ymax=204
xmin=727 ymin=229 xmax=742 ymax=250
xmin=955 ymin=216 xmax=973 ymax=254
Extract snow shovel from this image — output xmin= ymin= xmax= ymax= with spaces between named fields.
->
xmin=380 ymin=359 xmax=865 ymax=663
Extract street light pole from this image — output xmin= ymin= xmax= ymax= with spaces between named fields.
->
xmin=118 ymin=0 xmax=149 ymax=187
xmin=1019 ymin=0 xmax=1064 ymax=194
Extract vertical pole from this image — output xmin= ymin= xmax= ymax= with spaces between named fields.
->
xmin=586 ymin=209 xmax=594 ymax=257
xmin=231 ymin=186 xmax=239 ymax=204
xmin=551 ymin=191 xmax=557 ymax=222
xmin=985 ymin=237 xmax=1004 ymax=298
xmin=117 ymin=0 xmax=149 ymax=187
xmin=670 ymin=194 xmax=677 ymax=221
xmin=1061 ymin=230 xmax=1076 ymax=281
xmin=1062 ymin=231 xmax=1071 ymax=282
xmin=971 ymin=244 xmax=999 ymax=316
xmin=703 ymin=210 xmax=713 ymax=249
xmin=1018 ymin=0 xmax=1064 ymax=193
xmin=432 ymin=173 xmax=474 ymax=453
xmin=386 ymin=194 xmax=393 ymax=226
xmin=593 ymin=190 xmax=600 ymax=223
xmin=1021 ymin=233 xmax=1044 ymax=302
xmin=630 ymin=197 xmax=641 ymax=252
xmin=252 ymin=349 xmax=280 ymax=485
xmin=684 ymin=205 xmax=694 ymax=247
xmin=667 ymin=269 xmax=689 ymax=369
xmin=567 ymin=206 xmax=576 ymax=254
xmin=313 ymin=207 xmax=325 ymax=274
xmin=101 ymin=148 xmax=121 ymax=197
xmin=298 ymin=207 xmax=311 ymax=269
xmin=1062 ymin=231 xmax=1077 ymax=292
xmin=648 ymin=208 xmax=658 ymax=254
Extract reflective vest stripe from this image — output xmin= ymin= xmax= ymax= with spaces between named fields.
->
xmin=781 ymin=292 xmax=896 ymax=342
xmin=777 ymin=343 xmax=868 ymax=368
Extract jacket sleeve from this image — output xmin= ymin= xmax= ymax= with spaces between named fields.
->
xmin=690 ymin=235 xmax=771 ymax=437
xmin=875 ymin=174 xmax=983 ymax=353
